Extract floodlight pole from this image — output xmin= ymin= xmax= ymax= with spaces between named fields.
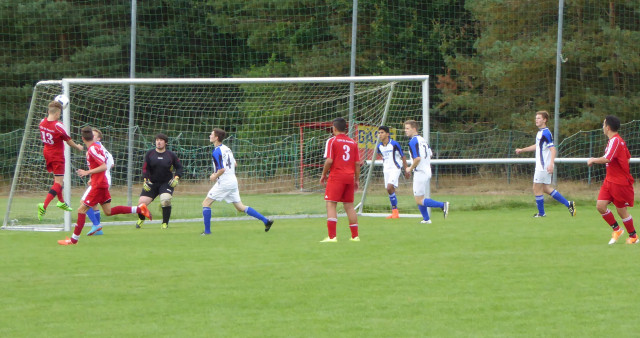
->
xmin=348 ymin=0 xmax=358 ymax=138
xmin=552 ymin=0 xmax=565 ymax=185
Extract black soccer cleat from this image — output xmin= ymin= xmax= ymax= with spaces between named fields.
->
xmin=265 ymin=219 xmax=274 ymax=232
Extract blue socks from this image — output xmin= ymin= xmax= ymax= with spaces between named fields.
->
xmin=245 ymin=206 xmax=269 ymax=224
xmin=86 ymin=208 xmax=100 ymax=226
xmin=550 ymin=190 xmax=570 ymax=207
xmin=389 ymin=193 xmax=398 ymax=209
xmin=418 ymin=204 xmax=430 ymax=221
xmin=423 ymin=198 xmax=445 ymax=209
xmin=203 ymin=207 xmax=211 ymax=233
xmin=535 ymin=195 xmax=545 ymax=215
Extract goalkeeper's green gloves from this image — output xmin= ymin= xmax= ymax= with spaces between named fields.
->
xmin=169 ymin=176 xmax=180 ymax=188
xmin=143 ymin=178 xmax=152 ymax=192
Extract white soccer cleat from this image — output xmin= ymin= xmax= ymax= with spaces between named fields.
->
xmin=443 ymin=202 xmax=450 ymax=219
xmin=420 ymin=219 xmax=432 ymax=224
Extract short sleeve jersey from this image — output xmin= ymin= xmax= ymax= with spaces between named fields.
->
xmin=535 ymin=128 xmax=554 ymax=171
xmin=377 ymin=139 xmax=404 ymax=171
xmin=96 ymin=141 xmax=114 ymax=186
xmin=39 ymin=118 xmax=71 ymax=160
xmin=408 ymin=135 xmax=432 ymax=175
xmin=603 ymin=134 xmax=634 ymax=186
xmin=86 ymin=143 xmax=109 ymax=189
xmin=324 ymin=134 xmax=360 ymax=178
xmin=212 ymin=144 xmax=238 ymax=187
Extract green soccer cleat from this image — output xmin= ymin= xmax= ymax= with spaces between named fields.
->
xmin=135 ymin=219 xmax=144 ymax=229
xmin=161 ymin=222 xmax=168 ymax=229
xmin=37 ymin=203 xmax=46 ymax=221
xmin=56 ymin=201 xmax=73 ymax=212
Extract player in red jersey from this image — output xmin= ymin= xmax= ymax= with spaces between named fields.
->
xmin=587 ymin=115 xmax=637 ymax=245
xmin=319 ymin=117 xmax=361 ymax=242
xmin=37 ymin=100 xmax=84 ymax=221
xmin=58 ymin=126 xmax=152 ymax=245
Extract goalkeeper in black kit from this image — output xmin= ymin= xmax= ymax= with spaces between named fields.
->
xmin=137 ymin=133 xmax=183 ymax=229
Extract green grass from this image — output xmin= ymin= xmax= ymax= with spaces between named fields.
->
xmin=2 ymin=201 xmax=639 ymax=337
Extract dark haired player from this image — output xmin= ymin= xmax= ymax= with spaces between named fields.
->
xmin=58 ymin=126 xmax=151 ymax=245
xmin=137 ymin=133 xmax=183 ymax=229
xmin=319 ymin=117 xmax=361 ymax=242
xmin=588 ymin=115 xmax=637 ymax=244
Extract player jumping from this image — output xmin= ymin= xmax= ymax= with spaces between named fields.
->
xmin=37 ymin=100 xmax=84 ymax=221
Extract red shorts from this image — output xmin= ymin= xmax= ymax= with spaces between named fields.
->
xmin=81 ymin=186 xmax=112 ymax=207
xmin=324 ymin=176 xmax=355 ymax=203
xmin=598 ymin=180 xmax=635 ymax=208
xmin=46 ymin=160 xmax=65 ymax=176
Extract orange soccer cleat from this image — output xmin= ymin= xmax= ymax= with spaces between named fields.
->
xmin=138 ymin=203 xmax=152 ymax=220
xmin=609 ymin=228 xmax=624 ymax=245
xmin=626 ymin=236 xmax=639 ymax=244
xmin=57 ymin=237 xmax=75 ymax=246
xmin=386 ymin=209 xmax=400 ymax=219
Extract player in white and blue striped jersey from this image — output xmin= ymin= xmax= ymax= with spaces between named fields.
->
xmin=201 ymin=128 xmax=274 ymax=235
xmin=376 ymin=126 xmax=409 ymax=218
xmin=516 ymin=111 xmax=575 ymax=217
xmin=403 ymin=120 xmax=449 ymax=224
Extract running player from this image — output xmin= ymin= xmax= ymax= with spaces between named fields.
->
xmin=58 ymin=126 xmax=151 ymax=245
xmin=588 ymin=115 xmax=636 ymax=244
xmin=201 ymin=128 xmax=274 ymax=235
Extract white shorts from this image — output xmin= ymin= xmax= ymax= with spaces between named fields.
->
xmin=412 ymin=170 xmax=431 ymax=196
xmin=383 ymin=168 xmax=402 ymax=188
xmin=533 ymin=170 xmax=552 ymax=185
xmin=206 ymin=182 xmax=241 ymax=204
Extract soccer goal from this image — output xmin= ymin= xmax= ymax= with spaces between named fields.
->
xmin=3 ymin=76 xmax=431 ymax=231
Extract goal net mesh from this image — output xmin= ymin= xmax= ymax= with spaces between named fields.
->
xmin=6 ymin=79 xmax=426 ymax=227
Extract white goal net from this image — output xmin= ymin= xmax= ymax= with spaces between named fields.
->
xmin=4 ymin=76 xmax=429 ymax=230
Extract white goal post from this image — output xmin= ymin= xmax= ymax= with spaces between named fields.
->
xmin=4 ymin=75 xmax=431 ymax=231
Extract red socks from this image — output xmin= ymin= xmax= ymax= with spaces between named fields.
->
xmin=111 ymin=206 xmax=134 ymax=215
xmin=623 ymin=216 xmax=636 ymax=237
xmin=601 ymin=210 xmax=618 ymax=228
xmin=71 ymin=213 xmax=87 ymax=244
xmin=349 ymin=224 xmax=359 ymax=238
xmin=43 ymin=183 xmax=63 ymax=208
xmin=327 ymin=218 xmax=337 ymax=239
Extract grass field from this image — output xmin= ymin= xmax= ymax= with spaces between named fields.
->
xmin=2 ymin=195 xmax=640 ymax=337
